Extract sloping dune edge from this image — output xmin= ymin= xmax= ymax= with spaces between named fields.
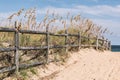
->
xmin=4 ymin=49 xmax=120 ymax=80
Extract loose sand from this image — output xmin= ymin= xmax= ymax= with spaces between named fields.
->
xmin=53 ymin=49 xmax=120 ymax=80
xmin=3 ymin=49 xmax=120 ymax=80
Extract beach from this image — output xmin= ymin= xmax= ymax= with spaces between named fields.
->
xmin=4 ymin=49 xmax=120 ymax=80
xmin=53 ymin=49 xmax=120 ymax=80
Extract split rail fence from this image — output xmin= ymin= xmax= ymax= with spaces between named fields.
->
xmin=0 ymin=22 xmax=111 ymax=74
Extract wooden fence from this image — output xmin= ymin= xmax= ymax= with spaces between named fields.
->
xmin=0 ymin=22 xmax=111 ymax=74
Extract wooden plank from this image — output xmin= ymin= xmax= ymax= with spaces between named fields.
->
xmin=0 ymin=66 xmax=16 ymax=73
xmin=0 ymin=48 xmax=15 ymax=52
xmin=69 ymin=45 xmax=79 ymax=47
xmin=19 ymin=46 xmax=47 ymax=50
xmin=19 ymin=62 xmax=44 ymax=69
xmin=0 ymin=60 xmax=54 ymax=73
xmin=19 ymin=45 xmax=68 ymax=50
xmin=0 ymin=27 xmax=16 ymax=32
xmin=19 ymin=60 xmax=55 ymax=69
xmin=50 ymin=33 xmax=78 ymax=37
xmin=68 ymin=34 xmax=78 ymax=37
xmin=49 ymin=33 xmax=66 ymax=36
xmin=49 ymin=45 xmax=66 ymax=48
xmin=98 ymin=38 xmax=108 ymax=42
xmin=81 ymin=45 xmax=96 ymax=47
xmin=19 ymin=29 xmax=47 ymax=34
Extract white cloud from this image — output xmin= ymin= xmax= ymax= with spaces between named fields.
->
xmin=91 ymin=18 xmax=120 ymax=32
xmin=76 ymin=5 xmax=120 ymax=17
xmin=37 ymin=6 xmax=78 ymax=16
xmin=36 ymin=5 xmax=120 ymax=45
xmin=0 ymin=4 xmax=120 ymax=44
xmin=36 ymin=5 xmax=120 ymax=18
xmin=0 ymin=5 xmax=120 ymax=34
xmin=0 ymin=12 xmax=13 ymax=19
xmin=36 ymin=5 xmax=120 ymax=30
xmin=1 ymin=5 xmax=120 ymax=19
xmin=0 ymin=12 xmax=13 ymax=26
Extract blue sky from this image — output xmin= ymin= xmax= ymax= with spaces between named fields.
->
xmin=0 ymin=0 xmax=120 ymax=45
xmin=0 ymin=0 xmax=120 ymax=12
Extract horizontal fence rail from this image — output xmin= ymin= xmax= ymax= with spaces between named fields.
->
xmin=0 ymin=25 xmax=111 ymax=74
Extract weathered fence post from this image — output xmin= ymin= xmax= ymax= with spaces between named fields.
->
xmin=101 ymin=39 xmax=104 ymax=50
xmin=109 ymin=41 xmax=111 ymax=51
xmin=103 ymin=39 xmax=106 ymax=50
xmin=105 ymin=39 xmax=108 ymax=50
xmin=87 ymin=35 xmax=90 ymax=47
xmin=110 ymin=41 xmax=111 ymax=51
xmin=65 ymin=29 xmax=68 ymax=53
xmin=46 ymin=26 xmax=49 ymax=63
xmin=78 ymin=32 xmax=81 ymax=50
xmin=14 ymin=21 xmax=19 ymax=74
xmin=106 ymin=40 xmax=108 ymax=50
xmin=96 ymin=36 xmax=98 ymax=50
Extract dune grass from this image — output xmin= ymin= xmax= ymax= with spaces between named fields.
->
xmin=0 ymin=8 xmax=111 ymax=79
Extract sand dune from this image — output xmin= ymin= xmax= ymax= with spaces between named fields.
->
xmin=3 ymin=49 xmax=120 ymax=80
xmin=53 ymin=49 xmax=120 ymax=80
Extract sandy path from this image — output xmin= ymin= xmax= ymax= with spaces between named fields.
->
xmin=53 ymin=49 xmax=120 ymax=80
xmin=3 ymin=49 xmax=120 ymax=80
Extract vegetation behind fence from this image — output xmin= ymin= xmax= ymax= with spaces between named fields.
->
xmin=0 ymin=8 xmax=112 ymax=76
xmin=0 ymin=22 xmax=111 ymax=74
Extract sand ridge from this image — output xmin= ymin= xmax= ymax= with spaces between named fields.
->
xmin=3 ymin=49 xmax=120 ymax=80
xmin=53 ymin=49 xmax=120 ymax=80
